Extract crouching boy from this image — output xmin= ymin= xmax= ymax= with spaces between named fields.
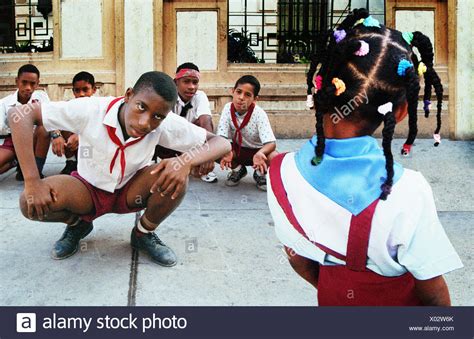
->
xmin=9 ymin=71 xmax=231 ymax=266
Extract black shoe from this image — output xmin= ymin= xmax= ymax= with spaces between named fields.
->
xmin=253 ymin=170 xmax=267 ymax=191
xmin=60 ymin=160 xmax=77 ymax=175
xmin=225 ymin=166 xmax=248 ymax=187
xmin=51 ymin=220 xmax=94 ymax=259
xmin=131 ymin=228 xmax=177 ymax=267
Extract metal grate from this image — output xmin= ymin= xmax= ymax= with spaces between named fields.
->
xmin=0 ymin=0 xmax=53 ymax=53
xmin=227 ymin=0 xmax=385 ymax=64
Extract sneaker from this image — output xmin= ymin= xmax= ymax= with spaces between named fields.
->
xmin=131 ymin=228 xmax=177 ymax=267
xmin=51 ymin=220 xmax=94 ymax=259
xmin=225 ymin=166 xmax=248 ymax=187
xmin=253 ymin=170 xmax=267 ymax=191
xmin=60 ymin=160 xmax=77 ymax=175
xmin=200 ymin=171 xmax=217 ymax=183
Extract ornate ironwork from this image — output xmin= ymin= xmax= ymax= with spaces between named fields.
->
xmin=0 ymin=0 xmax=53 ymax=53
xmin=227 ymin=0 xmax=385 ymax=64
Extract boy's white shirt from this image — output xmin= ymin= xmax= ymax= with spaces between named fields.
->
xmin=173 ymin=90 xmax=211 ymax=123
xmin=217 ymin=102 xmax=276 ymax=149
xmin=267 ymin=152 xmax=463 ymax=280
xmin=0 ymin=90 xmax=50 ymax=135
xmin=41 ymin=96 xmax=207 ymax=192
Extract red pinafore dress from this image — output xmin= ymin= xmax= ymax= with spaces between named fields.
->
xmin=269 ymin=153 xmax=422 ymax=306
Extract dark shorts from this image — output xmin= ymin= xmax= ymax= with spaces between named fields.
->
xmin=71 ymin=171 xmax=143 ymax=222
xmin=233 ymin=146 xmax=259 ymax=167
xmin=0 ymin=136 xmax=15 ymax=153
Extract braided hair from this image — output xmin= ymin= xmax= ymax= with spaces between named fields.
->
xmin=311 ymin=9 xmax=443 ymax=200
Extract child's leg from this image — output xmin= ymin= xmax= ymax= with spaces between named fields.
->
xmin=123 ymin=164 xmax=187 ymax=266
xmin=19 ymin=175 xmax=94 ymax=223
xmin=31 ymin=126 xmax=50 ymax=175
xmin=0 ymin=148 xmax=16 ymax=174
xmin=285 ymin=245 xmax=319 ymax=289
xmin=125 ymin=164 xmax=187 ymax=227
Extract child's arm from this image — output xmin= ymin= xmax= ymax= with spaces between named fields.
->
xmin=253 ymin=141 xmax=276 ymax=174
xmin=8 ymin=103 xmax=57 ymax=219
xmin=285 ymin=246 xmax=319 ymax=289
xmin=151 ymin=132 xmax=230 ymax=199
xmin=51 ymin=130 xmax=66 ymax=156
xmin=414 ymin=275 xmax=451 ymax=306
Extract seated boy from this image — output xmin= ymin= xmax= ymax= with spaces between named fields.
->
xmin=217 ymin=75 xmax=277 ymax=191
xmin=154 ymin=62 xmax=216 ymax=182
xmin=50 ymin=71 xmax=97 ymax=175
xmin=0 ymin=64 xmax=50 ymax=179
xmin=9 ymin=71 xmax=231 ymax=266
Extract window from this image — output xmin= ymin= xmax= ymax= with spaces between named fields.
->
xmin=227 ymin=0 xmax=385 ymax=64
xmin=0 ymin=0 xmax=53 ymax=53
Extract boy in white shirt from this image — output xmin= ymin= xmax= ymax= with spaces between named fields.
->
xmin=218 ymin=75 xmax=277 ymax=191
xmin=9 ymin=71 xmax=231 ymax=266
xmin=0 ymin=64 xmax=50 ymax=179
xmin=154 ymin=62 xmax=217 ymax=183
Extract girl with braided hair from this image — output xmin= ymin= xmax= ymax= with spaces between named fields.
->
xmin=267 ymin=9 xmax=462 ymax=305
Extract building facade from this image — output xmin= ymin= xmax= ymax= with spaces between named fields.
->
xmin=0 ymin=0 xmax=472 ymax=139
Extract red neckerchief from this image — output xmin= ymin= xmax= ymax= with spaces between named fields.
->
xmin=230 ymin=103 xmax=255 ymax=156
xmin=105 ymin=97 xmax=145 ymax=184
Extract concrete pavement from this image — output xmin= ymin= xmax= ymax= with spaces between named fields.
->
xmin=0 ymin=139 xmax=472 ymax=306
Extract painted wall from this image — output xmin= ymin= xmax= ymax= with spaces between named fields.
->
xmin=177 ymin=11 xmax=218 ymax=70
xmin=124 ymin=0 xmax=154 ymax=88
xmin=455 ymin=0 xmax=474 ymax=139
xmin=61 ymin=0 xmax=103 ymax=58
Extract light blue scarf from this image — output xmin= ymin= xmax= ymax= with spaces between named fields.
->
xmin=294 ymin=136 xmax=404 ymax=215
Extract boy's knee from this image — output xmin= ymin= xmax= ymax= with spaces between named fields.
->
xmin=19 ymin=192 xmax=29 ymax=218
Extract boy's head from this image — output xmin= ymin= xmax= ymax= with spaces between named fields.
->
xmin=16 ymin=64 xmax=40 ymax=104
xmin=311 ymin=8 xmax=443 ymax=200
xmin=232 ymin=75 xmax=260 ymax=113
xmin=121 ymin=71 xmax=177 ymax=138
xmin=72 ymin=71 xmax=96 ymax=98
xmin=174 ymin=62 xmax=200 ymax=103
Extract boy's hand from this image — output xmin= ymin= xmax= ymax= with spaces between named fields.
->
xmin=24 ymin=179 xmax=58 ymax=220
xmin=65 ymin=134 xmax=79 ymax=152
xmin=149 ymin=157 xmax=191 ymax=200
xmin=220 ymin=151 xmax=233 ymax=170
xmin=52 ymin=136 xmax=66 ymax=157
xmin=252 ymin=151 xmax=268 ymax=174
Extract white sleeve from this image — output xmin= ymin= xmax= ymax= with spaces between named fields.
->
xmin=156 ymin=113 xmax=207 ymax=152
xmin=35 ymin=90 xmax=50 ymax=103
xmin=397 ymin=175 xmax=463 ymax=280
xmin=41 ymin=97 xmax=96 ymax=134
xmin=217 ymin=103 xmax=231 ymax=139
xmin=194 ymin=91 xmax=212 ymax=118
xmin=0 ymin=99 xmax=9 ymax=135
xmin=256 ymin=107 xmax=276 ymax=144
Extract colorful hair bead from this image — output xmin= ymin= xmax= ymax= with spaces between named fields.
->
xmin=402 ymin=32 xmax=414 ymax=45
xmin=423 ymin=99 xmax=432 ymax=114
xmin=401 ymin=143 xmax=412 ymax=156
xmin=313 ymin=74 xmax=323 ymax=90
xmin=397 ymin=59 xmax=413 ymax=76
xmin=353 ymin=18 xmax=364 ymax=27
xmin=332 ymin=78 xmax=346 ymax=96
xmin=377 ymin=102 xmax=393 ymax=115
xmin=354 ymin=40 xmax=370 ymax=56
xmin=417 ymin=62 xmax=427 ymax=76
xmin=433 ymin=133 xmax=441 ymax=147
xmin=363 ymin=16 xmax=381 ymax=28
xmin=311 ymin=155 xmax=323 ymax=166
xmin=334 ymin=29 xmax=346 ymax=43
